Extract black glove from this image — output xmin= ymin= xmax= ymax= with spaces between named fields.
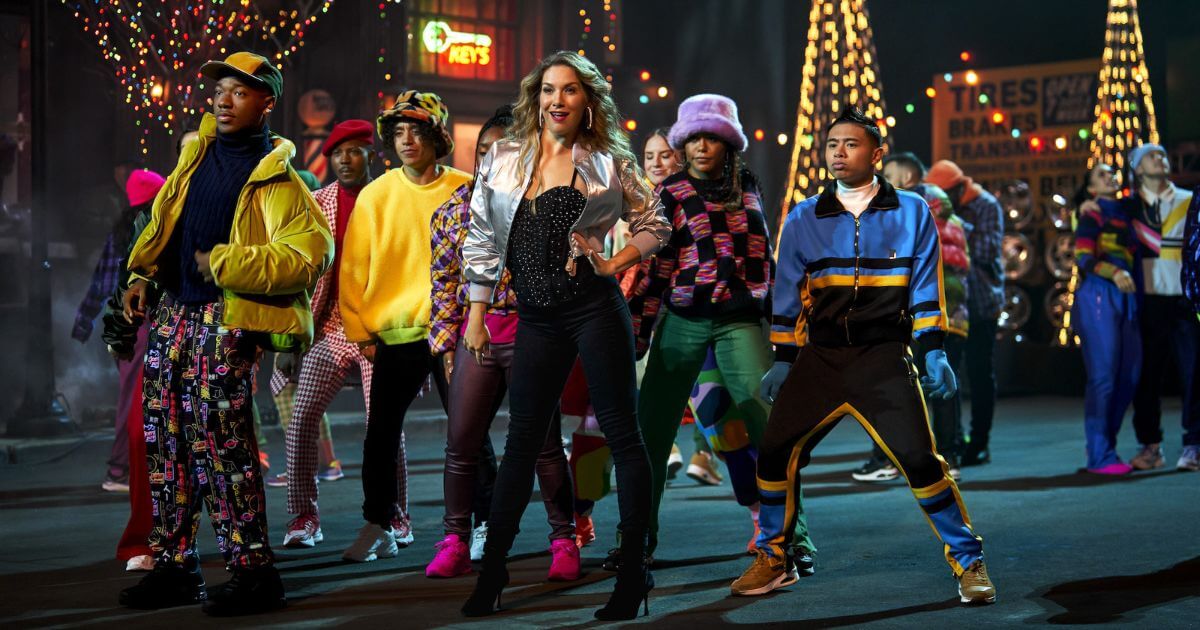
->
xmin=101 ymin=296 xmax=140 ymax=360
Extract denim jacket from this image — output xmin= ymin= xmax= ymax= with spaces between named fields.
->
xmin=462 ymin=139 xmax=670 ymax=303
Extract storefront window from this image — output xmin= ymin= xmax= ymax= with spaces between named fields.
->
xmin=408 ymin=0 xmax=518 ymax=82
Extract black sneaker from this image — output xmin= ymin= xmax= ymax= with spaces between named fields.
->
xmin=118 ymin=560 xmax=207 ymax=609
xmin=790 ymin=547 xmax=816 ymax=578
xmin=961 ymin=446 xmax=991 ymax=467
xmin=851 ymin=457 xmax=900 ymax=482
xmin=201 ymin=565 xmax=286 ymax=617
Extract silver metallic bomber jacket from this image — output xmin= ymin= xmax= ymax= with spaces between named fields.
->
xmin=463 ymin=138 xmax=671 ymax=303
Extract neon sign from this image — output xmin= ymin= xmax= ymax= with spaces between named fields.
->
xmin=422 ymin=21 xmax=492 ymax=66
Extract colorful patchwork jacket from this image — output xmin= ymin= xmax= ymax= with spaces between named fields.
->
xmin=628 ymin=169 xmax=773 ymax=351
xmin=771 ymin=177 xmax=948 ymax=363
xmin=916 ymin=182 xmax=971 ymax=338
xmin=1182 ymin=188 xmax=1200 ymax=315
xmin=429 ymin=182 xmax=518 ymax=355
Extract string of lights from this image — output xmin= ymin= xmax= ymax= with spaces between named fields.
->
xmin=61 ymin=0 xmax=335 ymax=155
xmin=574 ymin=0 xmax=618 ymax=82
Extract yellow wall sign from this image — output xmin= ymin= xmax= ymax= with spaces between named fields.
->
xmin=422 ymin=21 xmax=492 ymax=66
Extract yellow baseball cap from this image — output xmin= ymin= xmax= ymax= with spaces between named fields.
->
xmin=200 ymin=52 xmax=283 ymax=98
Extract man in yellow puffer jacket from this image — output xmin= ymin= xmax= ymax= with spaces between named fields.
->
xmin=118 ymin=52 xmax=332 ymax=617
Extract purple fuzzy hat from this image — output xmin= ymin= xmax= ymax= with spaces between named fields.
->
xmin=668 ymin=94 xmax=747 ymax=152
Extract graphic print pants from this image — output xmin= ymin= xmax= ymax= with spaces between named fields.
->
xmin=142 ymin=297 xmax=273 ymax=569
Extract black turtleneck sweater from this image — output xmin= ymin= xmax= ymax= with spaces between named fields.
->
xmin=175 ymin=125 xmax=272 ymax=304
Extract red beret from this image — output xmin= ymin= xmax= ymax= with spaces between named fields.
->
xmin=322 ymin=119 xmax=375 ymax=156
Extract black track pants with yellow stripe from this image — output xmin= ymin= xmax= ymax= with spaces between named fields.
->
xmin=755 ymin=341 xmax=983 ymax=575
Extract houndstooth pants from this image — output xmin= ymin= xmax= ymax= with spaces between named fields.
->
xmin=282 ymin=316 xmax=408 ymax=519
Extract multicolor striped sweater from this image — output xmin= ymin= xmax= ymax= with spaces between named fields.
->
xmin=628 ymin=170 xmax=773 ymax=348
xmin=772 ymin=177 xmax=947 ymax=363
xmin=1074 ymin=198 xmax=1136 ymax=280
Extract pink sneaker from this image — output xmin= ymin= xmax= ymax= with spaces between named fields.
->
xmin=425 ymin=534 xmax=472 ymax=578
xmin=1087 ymin=462 xmax=1133 ymax=476
xmin=547 ymin=538 xmax=581 ymax=581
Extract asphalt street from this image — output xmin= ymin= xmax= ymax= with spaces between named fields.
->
xmin=1 ymin=396 xmax=1198 ymax=628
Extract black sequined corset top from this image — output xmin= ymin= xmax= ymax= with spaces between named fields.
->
xmin=506 ymin=172 xmax=595 ymax=308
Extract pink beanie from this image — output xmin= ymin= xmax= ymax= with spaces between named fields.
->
xmin=125 ymin=169 xmax=166 ymax=207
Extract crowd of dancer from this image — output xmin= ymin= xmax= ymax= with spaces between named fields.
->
xmin=72 ymin=46 xmax=1200 ymax=620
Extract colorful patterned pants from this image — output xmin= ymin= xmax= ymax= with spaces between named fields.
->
xmin=142 ymin=298 xmax=273 ymax=569
xmin=757 ymin=342 xmax=983 ymax=575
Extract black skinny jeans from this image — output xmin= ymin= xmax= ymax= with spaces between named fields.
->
xmin=482 ymin=279 xmax=651 ymax=564
xmin=361 ymin=340 xmax=447 ymax=526
xmin=965 ymin=313 xmax=998 ymax=449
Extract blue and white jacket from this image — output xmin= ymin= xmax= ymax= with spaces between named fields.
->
xmin=771 ymin=177 xmax=948 ymax=363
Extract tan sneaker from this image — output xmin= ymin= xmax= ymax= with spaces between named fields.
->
xmin=731 ymin=550 xmax=796 ymax=596
xmin=1130 ymin=444 xmax=1164 ymax=470
xmin=686 ymin=451 xmax=724 ymax=486
xmin=957 ymin=560 xmax=997 ymax=605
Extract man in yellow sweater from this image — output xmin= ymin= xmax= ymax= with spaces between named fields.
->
xmin=339 ymin=90 xmax=471 ymax=561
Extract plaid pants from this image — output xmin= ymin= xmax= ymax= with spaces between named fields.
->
xmin=281 ymin=316 xmax=409 ymax=518
xmin=143 ymin=298 xmax=273 ymax=569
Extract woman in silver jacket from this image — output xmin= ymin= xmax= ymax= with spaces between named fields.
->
xmin=460 ymin=51 xmax=670 ymax=620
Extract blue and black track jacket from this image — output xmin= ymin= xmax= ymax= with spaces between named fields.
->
xmin=771 ymin=177 xmax=948 ymax=363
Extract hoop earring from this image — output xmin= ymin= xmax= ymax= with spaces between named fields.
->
xmin=538 ymin=112 xmax=544 ymax=130
xmin=586 ymin=107 xmax=593 ymax=130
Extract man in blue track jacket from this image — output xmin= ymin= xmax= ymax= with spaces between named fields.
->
xmin=730 ymin=108 xmax=995 ymax=606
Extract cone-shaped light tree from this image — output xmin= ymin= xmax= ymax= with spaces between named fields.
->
xmin=1087 ymin=0 xmax=1160 ymax=171
xmin=780 ymin=0 xmax=891 ymax=224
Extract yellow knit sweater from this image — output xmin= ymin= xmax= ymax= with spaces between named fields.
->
xmin=339 ymin=165 xmax=471 ymax=345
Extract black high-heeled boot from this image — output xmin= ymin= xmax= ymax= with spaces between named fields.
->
xmin=594 ymin=565 xmax=654 ymax=620
xmin=461 ymin=564 xmax=509 ymax=617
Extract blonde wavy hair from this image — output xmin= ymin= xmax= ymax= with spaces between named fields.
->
xmin=510 ymin=51 xmax=648 ymax=202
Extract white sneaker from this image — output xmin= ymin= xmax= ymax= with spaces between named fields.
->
xmin=470 ymin=523 xmax=488 ymax=562
xmin=283 ymin=513 xmax=323 ymax=548
xmin=391 ymin=515 xmax=415 ymax=548
xmin=1178 ymin=445 xmax=1200 ymax=472
xmin=102 ymin=478 xmax=130 ymax=493
xmin=667 ymin=444 xmax=684 ymax=480
xmin=124 ymin=555 xmax=155 ymax=572
xmin=343 ymin=523 xmax=398 ymax=562
xmin=851 ymin=458 xmax=900 ymax=482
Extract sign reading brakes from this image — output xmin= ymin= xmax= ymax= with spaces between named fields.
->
xmin=422 ymin=21 xmax=492 ymax=66
xmin=931 ymin=58 xmax=1098 ymax=197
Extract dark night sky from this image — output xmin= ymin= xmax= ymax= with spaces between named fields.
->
xmin=620 ymin=0 xmax=1198 ymax=219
